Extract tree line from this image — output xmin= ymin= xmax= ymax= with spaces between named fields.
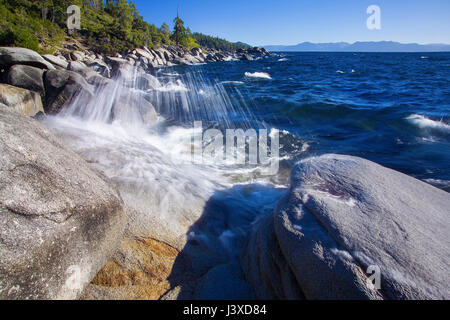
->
xmin=192 ymin=33 xmax=251 ymax=51
xmin=0 ymin=0 xmax=222 ymax=54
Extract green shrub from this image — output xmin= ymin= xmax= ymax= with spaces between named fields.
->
xmin=0 ymin=27 xmax=40 ymax=52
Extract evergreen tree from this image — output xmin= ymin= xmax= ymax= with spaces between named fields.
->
xmin=159 ymin=22 xmax=171 ymax=44
xmin=171 ymin=14 xmax=187 ymax=45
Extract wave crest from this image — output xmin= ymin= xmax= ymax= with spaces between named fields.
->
xmin=244 ymin=72 xmax=272 ymax=79
xmin=406 ymin=114 xmax=450 ymax=133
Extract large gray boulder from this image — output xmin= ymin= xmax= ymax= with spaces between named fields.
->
xmin=130 ymin=74 xmax=161 ymax=91
xmin=44 ymin=69 xmax=94 ymax=114
xmin=105 ymin=57 xmax=133 ymax=78
xmin=0 ymin=47 xmax=55 ymax=70
xmin=0 ymin=84 xmax=44 ymax=116
xmin=0 ymin=107 xmax=126 ymax=299
xmin=7 ymin=65 xmax=45 ymax=96
xmin=274 ymin=154 xmax=450 ymax=300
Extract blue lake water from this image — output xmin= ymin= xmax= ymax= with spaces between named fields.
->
xmin=164 ymin=52 xmax=450 ymax=192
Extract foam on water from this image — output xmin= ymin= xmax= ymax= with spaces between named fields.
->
xmin=220 ymin=81 xmax=245 ymax=85
xmin=406 ymin=114 xmax=450 ymax=133
xmin=244 ymin=72 xmax=272 ymax=79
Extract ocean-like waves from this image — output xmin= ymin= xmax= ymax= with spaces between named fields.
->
xmin=406 ymin=114 xmax=450 ymax=133
xmin=244 ymin=72 xmax=272 ymax=79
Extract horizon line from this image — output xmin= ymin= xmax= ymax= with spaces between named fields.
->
xmin=262 ymin=40 xmax=450 ymax=47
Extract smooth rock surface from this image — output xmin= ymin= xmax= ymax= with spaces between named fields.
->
xmin=0 ymin=84 xmax=44 ymax=116
xmin=275 ymin=154 xmax=450 ymax=300
xmin=0 ymin=107 xmax=126 ymax=299
xmin=7 ymin=65 xmax=45 ymax=96
xmin=0 ymin=47 xmax=55 ymax=70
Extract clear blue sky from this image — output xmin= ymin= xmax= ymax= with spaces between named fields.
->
xmin=131 ymin=0 xmax=450 ymax=46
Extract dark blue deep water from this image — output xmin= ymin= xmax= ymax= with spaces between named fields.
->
xmin=167 ymin=52 xmax=450 ymax=192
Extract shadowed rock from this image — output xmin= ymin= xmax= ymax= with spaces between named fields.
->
xmin=44 ymin=69 xmax=94 ymax=114
xmin=241 ymin=215 xmax=305 ymax=300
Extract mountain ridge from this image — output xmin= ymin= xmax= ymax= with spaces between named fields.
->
xmin=264 ymin=41 xmax=450 ymax=52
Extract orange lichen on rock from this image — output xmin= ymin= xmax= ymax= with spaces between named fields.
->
xmin=85 ymin=237 xmax=179 ymax=300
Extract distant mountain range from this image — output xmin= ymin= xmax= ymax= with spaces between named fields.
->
xmin=264 ymin=41 xmax=450 ymax=52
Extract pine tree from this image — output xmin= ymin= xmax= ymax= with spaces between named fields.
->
xmin=171 ymin=10 xmax=187 ymax=46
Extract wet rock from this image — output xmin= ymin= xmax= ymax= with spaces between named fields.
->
xmin=86 ymin=74 xmax=112 ymax=87
xmin=134 ymin=74 xmax=161 ymax=91
xmin=0 ymin=107 xmax=126 ymax=299
xmin=111 ymin=91 xmax=158 ymax=125
xmin=86 ymin=60 xmax=111 ymax=78
xmin=105 ymin=57 xmax=134 ymax=77
xmin=0 ymin=83 xmax=44 ymax=116
xmin=43 ymin=69 xmax=94 ymax=114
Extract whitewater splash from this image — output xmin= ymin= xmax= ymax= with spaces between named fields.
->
xmin=244 ymin=72 xmax=272 ymax=79
xmin=406 ymin=114 xmax=450 ymax=133
xmin=42 ymin=65 xmax=289 ymax=251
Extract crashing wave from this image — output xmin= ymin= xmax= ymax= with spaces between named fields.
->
xmin=406 ymin=114 xmax=450 ymax=133
xmin=220 ymin=81 xmax=245 ymax=85
xmin=244 ymin=72 xmax=272 ymax=79
xmin=154 ymin=79 xmax=189 ymax=92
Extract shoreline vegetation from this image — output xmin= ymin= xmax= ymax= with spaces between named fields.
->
xmin=0 ymin=0 xmax=253 ymax=55
xmin=0 ymin=1 xmax=449 ymax=302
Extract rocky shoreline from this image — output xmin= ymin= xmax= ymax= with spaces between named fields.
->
xmin=0 ymin=45 xmax=269 ymax=116
xmin=0 ymin=46 xmax=449 ymax=300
